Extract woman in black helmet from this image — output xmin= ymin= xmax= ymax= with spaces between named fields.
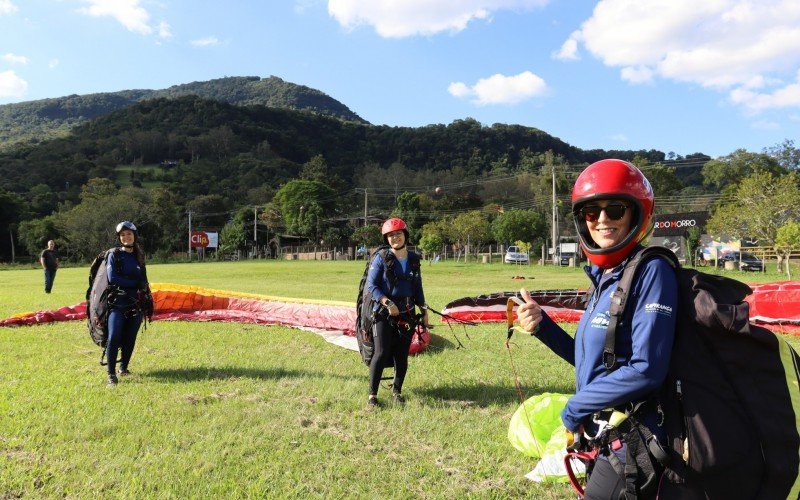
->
xmin=105 ymin=221 xmax=151 ymax=386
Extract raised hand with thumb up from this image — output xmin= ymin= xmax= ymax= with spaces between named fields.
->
xmin=517 ymin=288 xmax=543 ymax=334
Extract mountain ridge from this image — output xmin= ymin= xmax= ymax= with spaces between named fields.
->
xmin=0 ymin=76 xmax=366 ymax=150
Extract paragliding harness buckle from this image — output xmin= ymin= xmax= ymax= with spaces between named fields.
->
xmin=563 ymin=400 xmax=668 ymax=499
xmin=389 ymin=298 xmax=419 ymax=339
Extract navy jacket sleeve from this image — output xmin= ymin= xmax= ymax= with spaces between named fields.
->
xmin=561 ymin=258 xmax=678 ymax=431
xmin=532 ymin=312 xmax=576 ymax=366
xmin=366 ymin=252 xmax=386 ymax=303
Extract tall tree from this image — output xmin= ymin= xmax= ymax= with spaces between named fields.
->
xmin=0 ymin=189 xmax=27 ymax=261
xmin=776 ymin=220 xmax=800 ymax=278
xmin=491 ymin=209 xmax=547 ymax=247
xmin=706 ymin=171 xmax=800 ymax=272
xmin=450 ymin=210 xmax=490 ymax=261
xmin=272 ymin=179 xmax=336 ymax=237
xmin=765 ymin=139 xmax=800 ymax=171
xmin=702 ymin=149 xmax=786 ymax=191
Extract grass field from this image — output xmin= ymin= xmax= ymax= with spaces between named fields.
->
xmin=2 ymin=260 xmax=798 ymax=498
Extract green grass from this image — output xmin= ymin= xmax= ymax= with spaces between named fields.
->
xmin=1 ymin=260 xmax=798 ymax=498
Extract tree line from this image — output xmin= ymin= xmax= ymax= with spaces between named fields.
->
xmin=0 ymin=94 xmax=797 ymax=265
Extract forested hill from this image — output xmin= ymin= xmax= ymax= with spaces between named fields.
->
xmin=0 ymin=76 xmax=366 ymax=150
xmin=0 ymin=94 xmax=670 ymax=201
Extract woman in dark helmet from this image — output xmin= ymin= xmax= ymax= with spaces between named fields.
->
xmin=105 ymin=221 xmax=151 ymax=386
xmin=365 ymin=217 xmax=429 ymax=408
xmin=517 ymin=160 xmax=678 ymax=498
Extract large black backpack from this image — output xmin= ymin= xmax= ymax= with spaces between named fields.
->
xmin=604 ymin=246 xmax=800 ymax=499
xmin=354 ymin=246 xmax=421 ymax=367
xmin=86 ymin=247 xmax=120 ymax=351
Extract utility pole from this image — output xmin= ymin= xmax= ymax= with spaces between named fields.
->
xmin=253 ymin=206 xmax=258 ymax=243
xmin=547 ymin=151 xmax=557 ymax=265
xmin=356 ymin=188 xmax=368 ymax=226
xmin=187 ymin=210 xmax=193 ymax=261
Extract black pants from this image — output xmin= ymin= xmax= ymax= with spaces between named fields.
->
xmin=368 ymin=316 xmax=412 ymax=396
xmin=584 ymin=457 xmax=662 ymax=500
xmin=44 ymin=268 xmax=57 ymax=293
xmin=106 ymin=307 xmax=142 ymax=375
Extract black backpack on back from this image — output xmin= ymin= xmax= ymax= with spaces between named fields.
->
xmin=605 ymin=246 xmax=800 ymax=499
xmin=354 ymin=245 xmax=421 ymax=367
xmin=86 ymin=247 xmax=120 ymax=350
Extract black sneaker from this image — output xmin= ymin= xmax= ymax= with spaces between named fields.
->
xmin=107 ymin=374 xmax=118 ymax=386
xmin=118 ymin=368 xmax=130 ymax=376
xmin=367 ymin=396 xmax=378 ymax=408
xmin=393 ymin=392 xmax=405 ymax=405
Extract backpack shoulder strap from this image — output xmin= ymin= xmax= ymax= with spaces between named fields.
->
xmin=603 ymin=247 xmax=680 ymax=371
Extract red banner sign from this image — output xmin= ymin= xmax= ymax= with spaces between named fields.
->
xmin=190 ymin=231 xmax=210 ymax=248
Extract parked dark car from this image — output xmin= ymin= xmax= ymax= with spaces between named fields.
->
xmin=559 ymin=253 xmax=576 ymax=266
xmin=717 ymin=251 xmax=765 ymax=272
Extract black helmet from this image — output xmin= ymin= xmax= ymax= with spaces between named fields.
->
xmin=115 ymin=221 xmax=138 ymax=246
xmin=116 ymin=221 xmax=137 ymax=234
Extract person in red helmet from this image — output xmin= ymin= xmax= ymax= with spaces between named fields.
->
xmin=364 ymin=217 xmax=429 ymax=408
xmin=517 ymin=160 xmax=678 ymax=498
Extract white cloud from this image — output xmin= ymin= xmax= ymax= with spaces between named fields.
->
xmin=157 ymin=21 xmax=172 ymax=38
xmin=295 ymin=0 xmax=320 ymax=14
xmin=191 ymin=36 xmax=220 ymax=47
xmin=610 ymin=133 xmax=629 ymax=142
xmin=449 ymin=71 xmax=548 ymax=105
xmin=553 ymin=32 xmax=580 ymax=61
xmin=1 ymin=53 xmax=28 ymax=65
xmin=563 ymin=0 xmax=800 ymax=111
xmin=751 ymin=119 xmax=780 ymax=130
xmin=729 ymin=70 xmax=800 ymax=113
xmin=447 ymin=82 xmax=471 ymax=98
xmin=0 ymin=70 xmax=27 ymax=97
xmin=78 ymin=0 xmax=152 ymax=35
xmin=328 ymin=0 xmax=550 ymax=38
xmin=0 ymin=0 xmax=17 ymax=15
xmin=49 ymin=59 xmax=60 ymax=69
xmin=621 ymin=65 xmax=654 ymax=84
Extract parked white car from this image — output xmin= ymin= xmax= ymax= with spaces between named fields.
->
xmin=504 ymin=245 xmax=529 ymax=264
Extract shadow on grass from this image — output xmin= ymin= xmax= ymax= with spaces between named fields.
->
xmin=416 ymin=381 xmax=572 ymax=407
xmin=426 ymin=333 xmax=458 ymax=353
xmin=143 ymin=366 xmax=350 ymax=382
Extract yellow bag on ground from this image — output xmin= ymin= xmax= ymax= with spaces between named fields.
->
xmin=507 ymin=392 xmax=570 ymax=458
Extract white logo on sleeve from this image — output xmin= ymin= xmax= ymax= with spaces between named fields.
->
xmin=645 ymin=303 xmax=674 ymax=316
xmin=590 ymin=311 xmax=610 ymax=329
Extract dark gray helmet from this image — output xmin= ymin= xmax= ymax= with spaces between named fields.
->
xmin=115 ymin=221 xmax=137 ymax=234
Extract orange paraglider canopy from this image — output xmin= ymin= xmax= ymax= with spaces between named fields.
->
xmin=0 ymin=283 xmax=431 ymax=355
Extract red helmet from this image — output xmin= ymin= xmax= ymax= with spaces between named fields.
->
xmin=381 ymin=217 xmax=409 ymax=244
xmin=571 ymin=159 xmax=654 ymax=268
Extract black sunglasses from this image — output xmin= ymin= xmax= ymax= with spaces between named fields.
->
xmin=579 ymin=203 xmax=629 ymax=222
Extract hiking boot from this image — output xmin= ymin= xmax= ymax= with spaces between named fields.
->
xmin=392 ymin=392 xmax=405 ymax=405
xmin=367 ymin=395 xmax=378 ymax=409
xmin=118 ymin=368 xmax=130 ymax=376
xmin=107 ymin=374 xmax=118 ymax=386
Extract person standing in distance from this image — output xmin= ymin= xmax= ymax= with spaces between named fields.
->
xmin=40 ymin=240 xmax=59 ymax=293
xmin=516 ymin=160 xmax=678 ymax=498
xmin=105 ymin=221 xmax=151 ymax=386
xmin=365 ymin=218 xmax=429 ymax=408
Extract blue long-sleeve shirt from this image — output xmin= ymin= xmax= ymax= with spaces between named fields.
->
xmin=533 ymin=246 xmax=678 ymax=433
xmin=106 ymin=249 xmax=146 ymax=306
xmin=366 ymin=250 xmax=425 ymax=310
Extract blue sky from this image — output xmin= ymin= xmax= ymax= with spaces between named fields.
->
xmin=1 ymin=0 xmax=799 ymax=158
